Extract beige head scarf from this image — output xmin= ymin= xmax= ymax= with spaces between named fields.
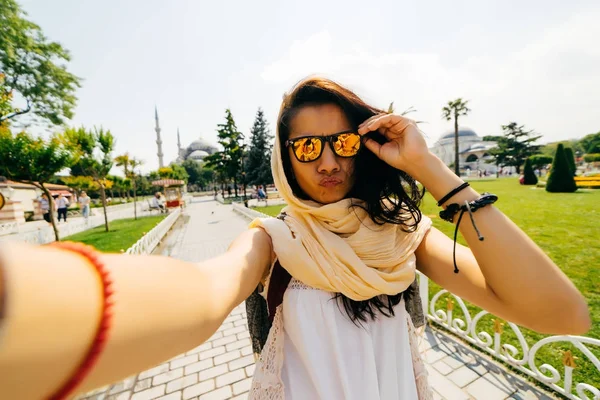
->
xmin=249 ymin=105 xmax=431 ymax=301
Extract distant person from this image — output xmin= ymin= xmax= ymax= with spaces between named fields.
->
xmin=257 ymin=185 xmax=267 ymax=202
xmin=152 ymin=192 xmax=166 ymax=213
xmin=79 ymin=191 xmax=91 ymax=220
xmin=40 ymin=194 xmax=51 ymax=224
xmin=56 ymin=194 xmax=70 ymax=222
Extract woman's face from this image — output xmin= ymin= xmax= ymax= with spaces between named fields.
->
xmin=287 ymin=104 xmax=356 ymax=204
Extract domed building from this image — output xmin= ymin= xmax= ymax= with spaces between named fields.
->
xmin=174 ymin=129 xmax=218 ymax=164
xmin=153 ymin=108 xmax=219 ymax=167
xmin=429 ymin=127 xmax=498 ymax=174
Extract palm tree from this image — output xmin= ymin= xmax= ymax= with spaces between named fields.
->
xmin=442 ymin=99 xmax=471 ymax=176
xmin=129 ymin=158 xmax=144 ymax=220
xmin=114 ymin=153 xmax=131 ymax=200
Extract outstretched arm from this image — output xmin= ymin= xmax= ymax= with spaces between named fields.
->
xmin=0 ymin=227 xmax=273 ymax=399
xmin=358 ymin=113 xmax=590 ymax=335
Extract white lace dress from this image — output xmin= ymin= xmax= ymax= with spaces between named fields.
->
xmin=249 ymin=278 xmax=431 ymax=400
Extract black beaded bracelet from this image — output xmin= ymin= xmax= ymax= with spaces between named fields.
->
xmin=439 ymin=193 xmax=498 ymax=274
xmin=436 ymin=182 xmax=470 ymax=207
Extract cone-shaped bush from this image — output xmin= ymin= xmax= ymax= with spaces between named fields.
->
xmin=564 ymin=147 xmax=576 ymax=175
xmin=523 ymin=158 xmax=538 ymax=185
xmin=546 ymin=144 xmax=577 ymax=193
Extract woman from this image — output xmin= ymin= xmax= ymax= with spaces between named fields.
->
xmin=39 ymin=193 xmax=51 ymax=223
xmin=78 ymin=191 xmax=91 ymax=220
xmin=56 ymin=193 xmax=70 ymax=223
xmin=0 ymin=77 xmax=590 ymax=400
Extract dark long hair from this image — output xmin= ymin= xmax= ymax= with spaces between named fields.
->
xmin=277 ymin=77 xmax=423 ymax=323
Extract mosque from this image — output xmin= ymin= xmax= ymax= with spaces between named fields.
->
xmin=153 ymin=107 xmax=218 ymax=168
xmin=429 ymin=127 xmax=499 ymax=174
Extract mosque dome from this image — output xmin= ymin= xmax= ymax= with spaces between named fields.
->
xmin=188 ymin=138 xmax=217 ymax=152
xmin=189 ymin=150 xmax=209 ymax=161
xmin=439 ymin=128 xmax=479 ymax=141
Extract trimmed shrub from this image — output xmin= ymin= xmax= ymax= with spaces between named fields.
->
xmin=583 ymin=153 xmax=600 ymax=163
xmin=564 ymin=147 xmax=576 ymax=175
xmin=523 ymin=158 xmax=538 ymax=185
xmin=546 ymin=144 xmax=577 ymax=193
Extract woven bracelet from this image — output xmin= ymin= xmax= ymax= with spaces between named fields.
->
xmin=48 ymin=242 xmax=114 ymax=400
xmin=439 ymin=193 xmax=498 ymax=274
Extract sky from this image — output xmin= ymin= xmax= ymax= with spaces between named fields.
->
xmin=15 ymin=0 xmax=600 ymax=173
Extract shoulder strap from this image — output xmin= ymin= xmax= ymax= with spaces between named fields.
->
xmin=246 ymin=212 xmax=291 ymax=355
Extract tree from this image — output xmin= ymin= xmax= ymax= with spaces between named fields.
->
xmin=583 ymin=153 xmax=600 ymax=163
xmin=65 ymin=126 xmax=115 ymax=232
xmin=171 ymin=164 xmax=189 ymax=182
xmin=528 ymin=155 xmax=553 ymax=170
xmin=115 ymin=153 xmax=131 ymax=200
xmin=108 ymin=175 xmax=127 ymax=200
xmin=156 ymin=165 xmax=188 ymax=181
xmin=0 ymin=0 xmax=81 ymax=125
xmin=579 ymin=132 xmax=600 ymax=154
xmin=522 ymin=158 xmax=537 ymax=185
xmin=539 ymin=139 xmax=584 ymax=158
xmin=205 ymin=109 xmax=244 ymax=197
xmin=245 ymin=108 xmax=274 ymax=192
xmin=129 ymin=158 xmax=143 ymax=219
xmin=181 ymin=159 xmax=202 ymax=189
xmin=0 ymin=129 xmax=73 ymax=240
xmin=487 ymin=122 xmax=541 ymax=174
xmin=486 ymin=136 xmax=510 ymax=173
xmin=181 ymin=159 xmax=214 ymax=191
xmin=482 ymin=135 xmax=504 ymax=142
xmin=61 ymin=175 xmax=96 ymax=195
xmin=0 ymin=73 xmax=14 ymax=123
xmin=61 ymin=175 xmax=113 ymax=200
xmin=546 ymin=144 xmax=577 ymax=193
xmin=442 ymin=98 xmax=471 ymax=175
xmin=564 ymin=147 xmax=576 ymax=176
xmin=204 ymin=152 xmax=227 ymax=191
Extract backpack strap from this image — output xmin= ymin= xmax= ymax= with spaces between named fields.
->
xmin=246 ymin=212 xmax=291 ymax=356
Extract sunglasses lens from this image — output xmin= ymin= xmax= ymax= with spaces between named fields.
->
xmin=293 ymin=137 xmax=323 ymax=162
xmin=333 ymin=133 xmax=361 ymax=157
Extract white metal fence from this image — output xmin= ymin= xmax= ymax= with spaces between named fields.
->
xmin=125 ymin=208 xmax=182 ymax=255
xmin=232 ymin=202 xmax=600 ymax=400
xmin=0 ymin=203 xmax=157 ymax=245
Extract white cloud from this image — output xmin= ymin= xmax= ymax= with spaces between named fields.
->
xmin=261 ymin=7 xmax=600 ymax=146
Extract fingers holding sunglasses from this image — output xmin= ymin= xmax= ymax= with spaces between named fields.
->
xmin=361 ymin=136 xmax=404 ymax=167
xmin=358 ymin=113 xmax=430 ymax=174
xmin=357 ymin=113 xmax=384 ymax=131
xmin=358 ymin=114 xmax=415 ymax=137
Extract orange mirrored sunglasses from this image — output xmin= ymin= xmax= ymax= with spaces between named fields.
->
xmin=285 ymin=131 xmax=362 ymax=163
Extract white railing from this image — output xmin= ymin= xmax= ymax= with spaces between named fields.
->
xmin=425 ymin=286 xmax=600 ymax=400
xmin=0 ymin=204 xmax=150 ymax=245
xmin=0 ymin=222 xmax=19 ymax=235
xmin=125 ymin=208 xmax=182 ymax=255
xmin=232 ymin=202 xmax=600 ymax=400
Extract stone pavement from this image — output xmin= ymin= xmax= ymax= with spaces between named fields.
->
xmin=76 ymin=199 xmax=555 ymax=400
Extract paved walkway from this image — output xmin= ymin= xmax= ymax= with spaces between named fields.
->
xmin=76 ymin=199 xmax=555 ymax=400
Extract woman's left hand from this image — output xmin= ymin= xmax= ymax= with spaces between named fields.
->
xmin=357 ymin=114 xmax=431 ymax=177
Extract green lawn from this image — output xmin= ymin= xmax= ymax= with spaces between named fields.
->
xmin=255 ymin=178 xmax=600 ymax=388
xmin=63 ymin=215 xmax=166 ymax=253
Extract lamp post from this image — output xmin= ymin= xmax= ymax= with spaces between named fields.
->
xmin=240 ymin=143 xmax=248 ymax=206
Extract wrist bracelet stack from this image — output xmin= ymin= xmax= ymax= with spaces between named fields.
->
xmin=436 ymin=183 xmax=498 ymax=274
